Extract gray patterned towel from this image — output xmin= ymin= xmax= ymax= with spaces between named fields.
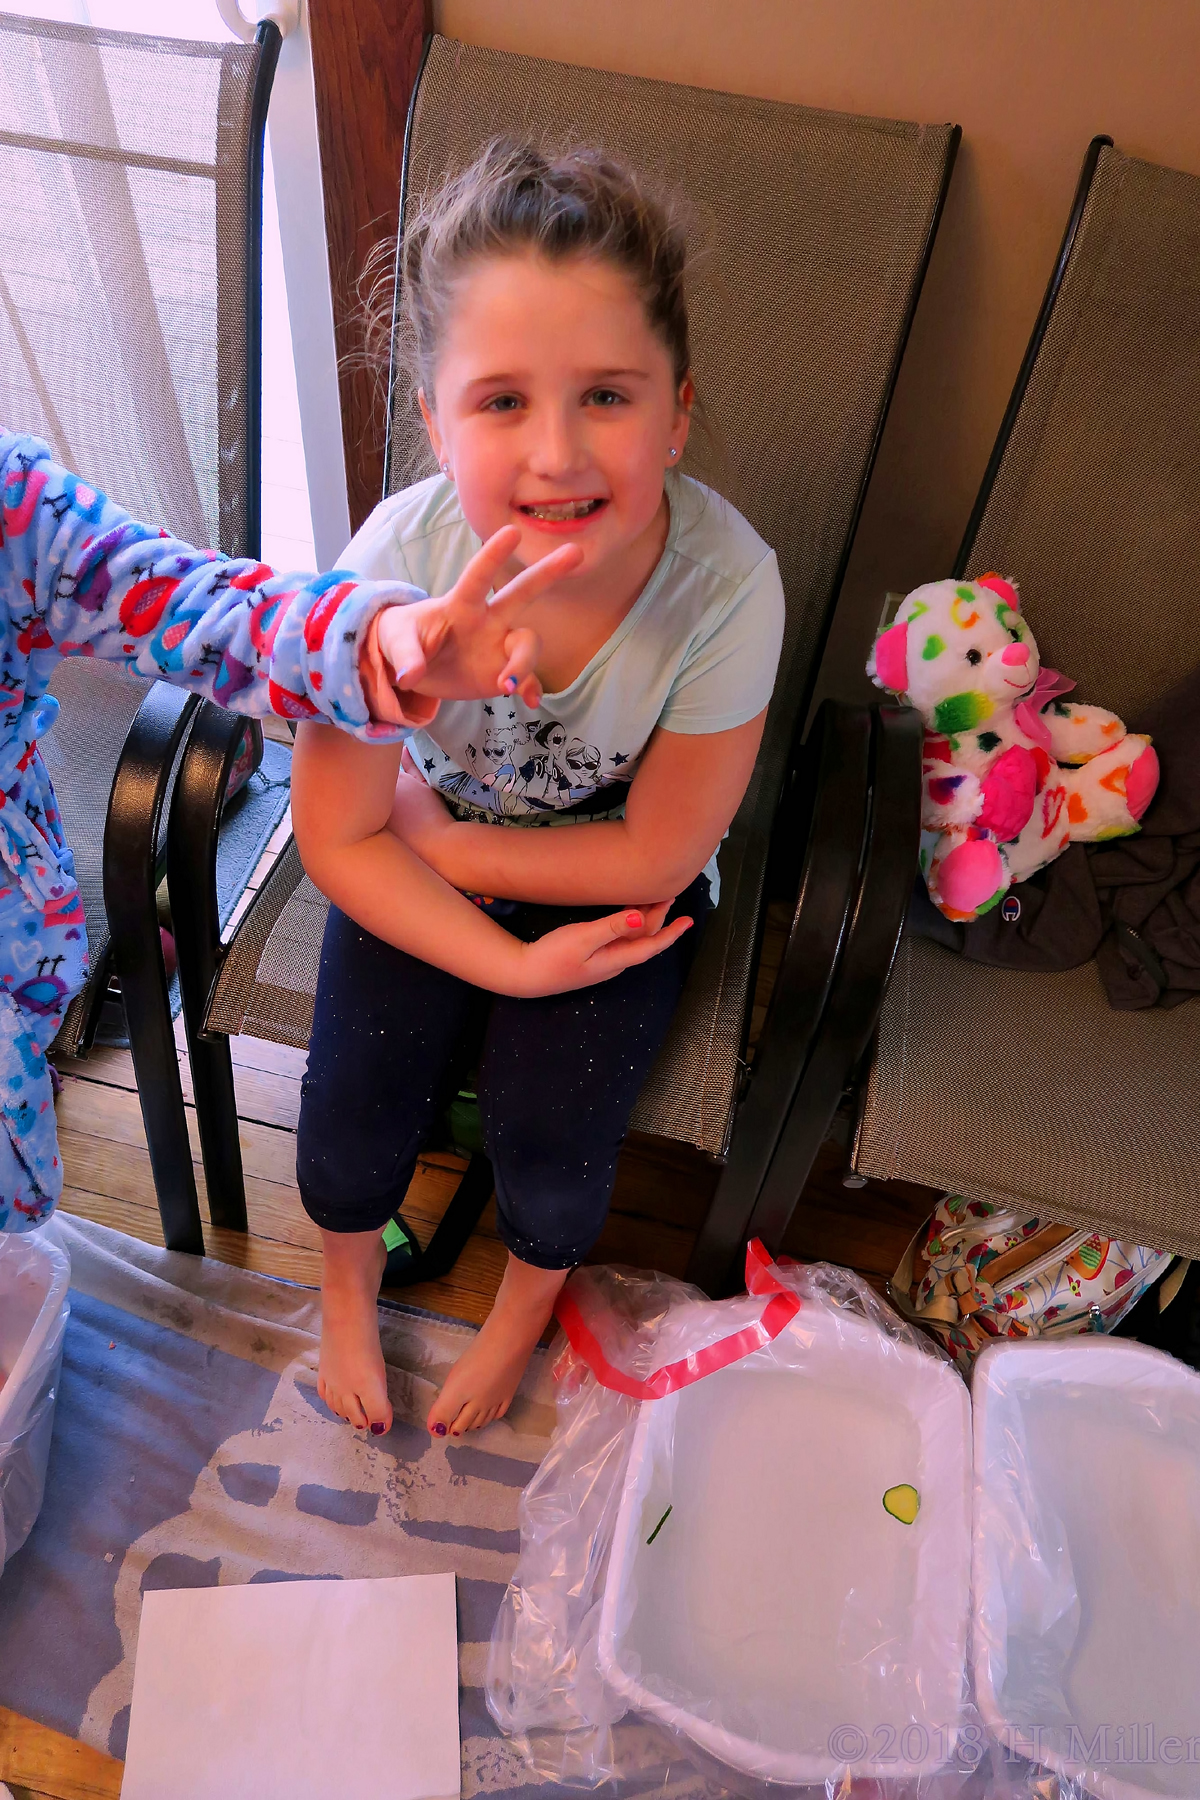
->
xmin=0 ymin=1214 xmax=557 ymax=1796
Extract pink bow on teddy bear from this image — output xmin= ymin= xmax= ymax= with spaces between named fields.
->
xmin=868 ymin=575 xmax=1159 ymax=921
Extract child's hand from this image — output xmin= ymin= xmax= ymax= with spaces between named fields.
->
xmin=388 ymin=751 xmax=454 ymax=854
xmin=513 ymin=902 xmax=693 ymax=997
xmin=362 ymin=528 xmax=581 ymax=726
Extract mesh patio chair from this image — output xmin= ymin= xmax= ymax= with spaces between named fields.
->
xmin=169 ymin=33 xmax=958 ymax=1275
xmin=0 ymin=13 xmax=285 ymax=1251
xmin=708 ymin=137 xmax=1200 ymax=1285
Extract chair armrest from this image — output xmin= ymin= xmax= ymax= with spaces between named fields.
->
xmin=742 ymin=702 xmax=923 ymax=1251
xmin=685 ymin=698 xmax=874 ymax=1293
xmin=165 ymin=699 xmax=254 ymax=1040
xmin=102 ymin=681 xmax=204 ymax=1251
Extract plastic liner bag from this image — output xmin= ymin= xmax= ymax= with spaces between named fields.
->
xmin=0 ymin=1229 xmax=70 ymax=1569
xmin=972 ymin=1337 xmax=1200 ymax=1800
xmin=488 ymin=1243 xmax=981 ymax=1797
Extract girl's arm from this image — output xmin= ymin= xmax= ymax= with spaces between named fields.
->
xmin=388 ymin=712 xmax=767 ymax=906
xmin=291 ymin=723 xmax=692 ymax=997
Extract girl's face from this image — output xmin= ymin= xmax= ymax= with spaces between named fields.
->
xmin=420 ymin=251 xmax=691 ymax=581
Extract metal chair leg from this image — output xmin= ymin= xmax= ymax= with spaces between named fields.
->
xmin=686 ymin=703 xmax=873 ymax=1297
xmin=167 ymin=699 xmax=254 ymax=1234
xmin=104 ymin=683 xmax=204 ymax=1253
xmin=739 ymin=706 xmax=923 ymax=1262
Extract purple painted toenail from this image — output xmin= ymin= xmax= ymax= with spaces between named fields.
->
xmin=370 ymin=1423 xmax=386 ymax=1435
xmin=432 ymin=1421 xmax=448 ymax=1437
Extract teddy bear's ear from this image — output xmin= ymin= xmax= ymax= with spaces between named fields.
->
xmin=868 ymin=619 xmax=909 ymax=693
xmin=976 ymin=572 xmax=1021 ymax=612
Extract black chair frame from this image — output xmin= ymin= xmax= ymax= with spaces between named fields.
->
xmin=684 ymin=136 xmax=1115 ymax=1293
xmin=86 ymin=20 xmax=282 ymax=1253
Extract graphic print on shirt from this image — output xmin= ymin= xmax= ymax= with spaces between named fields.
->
xmin=433 ymin=708 xmax=633 ymax=820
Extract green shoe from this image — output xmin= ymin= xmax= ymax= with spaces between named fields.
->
xmin=381 ymin=1212 xmax=420 ymax=1287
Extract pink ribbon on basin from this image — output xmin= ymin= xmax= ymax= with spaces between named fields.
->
xmin=1014 ymin=666 xmax=1076 ymax=750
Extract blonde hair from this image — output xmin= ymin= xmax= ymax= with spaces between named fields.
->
xmin=355 ymin=136 xmax=692 ymax=424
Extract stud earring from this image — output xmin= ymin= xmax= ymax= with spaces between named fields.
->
xmin=668 ymin=447 xmax=678 ymax=460
xmin=440 ymin=460 xmax=451 ymax=478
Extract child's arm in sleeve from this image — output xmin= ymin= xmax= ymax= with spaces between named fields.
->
xmin=1 ymin=431 xmax=423 ymax=738
xmin=291 ymin=723 xmax=692 ymax=997
xmin=1 ymin=432 xmax=574 ymax=736
xmin=0 ymin=432 xmax=575 ymax=734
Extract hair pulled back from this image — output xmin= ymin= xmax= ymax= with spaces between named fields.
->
xmin=400 ymin=137 xmax=692 ymax=399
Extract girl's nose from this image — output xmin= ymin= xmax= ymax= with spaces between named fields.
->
xmin=531 ymin=413 xmax=585 ymax=477
xmin=1001 ymin=642 xmax=1029 ymax=665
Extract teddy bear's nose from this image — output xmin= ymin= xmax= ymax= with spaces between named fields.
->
xmin=1001 ymin=642 xmax=1029 ymax=665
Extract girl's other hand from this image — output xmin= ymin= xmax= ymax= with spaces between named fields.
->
xmin=388 ymin=750 xmax=454 ymax=856
xmin=364 ymin=527 xmax=581 ymax=725
xmin=514 ymin=901 xmax=692 ymax=997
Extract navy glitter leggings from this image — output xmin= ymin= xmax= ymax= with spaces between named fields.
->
xmin=296 ymin=876 xmax=710 ymax=1268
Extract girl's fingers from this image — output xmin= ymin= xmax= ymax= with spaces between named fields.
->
xmin=569 ymin=905 xmax=685 ymax=961
xmin=515 ymin=673 xmax=543 ymax=709
xmin=497 ymin=626 xmax=540 ymax=696
xmin=632 ymin=900 xmax=672 ymax=935
xmin=485 ymin=542 xmax=583 ymax=623
xmin=597 ymin=917 xmax=693 ymax=972
xmin=447 ymin=526 xmax=523 ymax=612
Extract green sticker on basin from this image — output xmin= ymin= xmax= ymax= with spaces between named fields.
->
xmin=883 ymin=1483 xmax=921 ymax=1524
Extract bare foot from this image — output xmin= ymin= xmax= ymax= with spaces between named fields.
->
xmin=428 ymin=1254 xmax=569 ymax=1437
xmin=317 ymin=1228 xmax=392 ymax=1433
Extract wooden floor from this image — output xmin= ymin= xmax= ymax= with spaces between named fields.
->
xmin=0 ymin=1706 xmax=123 ymax=1800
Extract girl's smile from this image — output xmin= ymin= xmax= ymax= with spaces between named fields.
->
xmin=516 ymin=496 xmax=609 ymax=530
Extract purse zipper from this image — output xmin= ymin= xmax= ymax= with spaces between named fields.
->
xmin=985 ymin=1228 xmax=1092 ymax=1300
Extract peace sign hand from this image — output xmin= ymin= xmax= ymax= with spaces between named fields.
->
xmin=360 ymin=528 xmax=581 ymax=726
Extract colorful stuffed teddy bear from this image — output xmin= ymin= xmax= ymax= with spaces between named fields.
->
xmin=868 ymin=575 xmax=1159 ymax=920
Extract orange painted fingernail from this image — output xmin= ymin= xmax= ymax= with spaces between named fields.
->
xmin=626 ymin=912 xmax=643 ymax=927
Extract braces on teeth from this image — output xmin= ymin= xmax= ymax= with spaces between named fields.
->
xmin=522 ymin=499 xmax=603 ymax=520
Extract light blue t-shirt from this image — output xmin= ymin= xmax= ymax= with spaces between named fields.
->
xmin=340 ymin=470 xmax=785 ymax=902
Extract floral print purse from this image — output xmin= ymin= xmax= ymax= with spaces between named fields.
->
xmin=891 ymin=1193 xmax=1172 ymax=1368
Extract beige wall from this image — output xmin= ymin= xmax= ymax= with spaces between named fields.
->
xmin=433 ymin=0 xmax=1200 ymax=704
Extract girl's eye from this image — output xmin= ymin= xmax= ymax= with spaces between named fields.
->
xmin=586 ymin=388 xmax=626 ymax=408
xmin=483 ymin=394 xmax=523 ymax=414
xmin=966 ymin=648 xmax=982 ymax=666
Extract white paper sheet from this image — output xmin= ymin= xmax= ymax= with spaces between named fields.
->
xmin=120 ymin=1573 xmax=460 ymax=1800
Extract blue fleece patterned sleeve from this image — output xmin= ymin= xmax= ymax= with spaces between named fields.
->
xmin=0 ymin=430 xmax=423 ymax=743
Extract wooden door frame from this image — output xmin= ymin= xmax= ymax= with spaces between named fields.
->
xmin=308 ymin=0 xmax=430 ymax=535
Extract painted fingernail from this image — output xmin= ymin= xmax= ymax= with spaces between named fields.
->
xmin=432 ymin=1421 xmax=448 ymax=1437
xmin=626 ymin=912 xmax=643 ymax=928
xmin=370 ymin=1422 xmax=386 ymax=1435
xmin=503 ymin=676 xmax=517 ymax=694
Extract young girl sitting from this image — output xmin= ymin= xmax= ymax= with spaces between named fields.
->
xmin=291 ymin=140 xmax=786 ymax=1440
